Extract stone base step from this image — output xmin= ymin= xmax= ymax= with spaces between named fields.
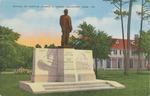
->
xmin=45 ymin=86 xmax=115 ymax=93
xmin=19 ymin=80 xmax=125 ymax=94
xmin=44 ymin=84 xmax=111 ymax=90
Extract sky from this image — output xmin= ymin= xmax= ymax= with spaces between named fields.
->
xmin=0 ymin=0 xmax=149 ymax=47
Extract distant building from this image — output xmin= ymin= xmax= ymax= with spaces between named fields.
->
xmin=96 ymin=38 xmax=147 ymax=70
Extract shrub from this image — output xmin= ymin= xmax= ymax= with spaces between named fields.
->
xmin=14 ymin=67 xmax=31 ymax=74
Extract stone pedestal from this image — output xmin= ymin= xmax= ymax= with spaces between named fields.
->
xmin=31 ymin=48 xmax=58 ymax=82
xmin=20 ymin=48 xmax=125 ymax=94
xmin=31 ymin=48 xmax=96 ymax=82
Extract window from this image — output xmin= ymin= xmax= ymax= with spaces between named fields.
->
xmin=140 ymin=60 xmax=142 ymax=68
xmin=100 ymin=60 xmax=103 ymax=67
xmin=144 ymin=59 xmax=147 ymax=67
xmin=130 ymin=59 xmax=133 ymax=68
xmin=113 ymin=49 xmax=117 ymax=55
xmin=131 ymin=50 xmax=135 ymax=56
xmin=118 ymin=58 xmax=122 ymax=68
xmin=106 ymin=59 xmax=111 ymax=68
xmin=120 ymin=50 xmax=122 ymax=55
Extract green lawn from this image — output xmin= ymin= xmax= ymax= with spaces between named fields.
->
xmin=0 ymin=70 xmax=149 ymax=96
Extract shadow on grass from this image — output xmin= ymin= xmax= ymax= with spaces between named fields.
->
xmin=97 ymin=70 xmax=125 ymax=80
xmin=138 ymin=71 xmax=150 ymax=75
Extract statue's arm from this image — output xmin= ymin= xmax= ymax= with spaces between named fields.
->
xmin=69 ymin=16 xmax=72 ymax=32
xmin=59 ymin=16 xmax=63 ymax=29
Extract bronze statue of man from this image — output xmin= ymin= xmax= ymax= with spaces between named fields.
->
xmin=60 ymin=9 xmax=72 ymax=47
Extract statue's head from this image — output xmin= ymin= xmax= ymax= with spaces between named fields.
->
xmin=64 ymin=9 xmax=68 ymax=15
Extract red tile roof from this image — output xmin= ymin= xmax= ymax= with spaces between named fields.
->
xmin=112 ymin=38 xmax=136 ymax=49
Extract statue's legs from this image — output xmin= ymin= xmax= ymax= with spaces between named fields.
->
xmin=65 ymin=32 xmax=69 ymax=46
xmin=61 ymin=31 xmax=69 ymax=47
xmin=61 ymin=32 xmax=67 ymax=46
xmin=61 ymin=35 xmax=65 ymax=46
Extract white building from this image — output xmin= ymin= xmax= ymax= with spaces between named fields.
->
xmin=96 ymin=38 xmax=147 ymax=70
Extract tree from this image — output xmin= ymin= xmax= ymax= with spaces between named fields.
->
xmin=35 ymin=44 xmax=41 ymax=48
xmin=44 ymin=44 xmax=48 ymax=48
xmin=125 ymin=0 xmax=134 ymax=75
xmin=47 ymin=44 xmax=56 ymax=48
xmin=135 ymin=30 xmax=150 ymax=65
xmin=0 ymin=26 xmax=20 ymax=71
xmin=136 ymin=0 xmax=150 ymax=73
xmin=141 ymin=30 xmax=150 ymax=64
xmin=113 ymin=0 xmax=128 ymax=57
xmin=104 ymin=0 xmax=130 ymax=75
xmin=15 ymin=44 xmax=33 ymax=68
xmin=0 ymin=26 xmax=34 ymax=72
xmin=69 ymin=22 xmax=112 ymax=78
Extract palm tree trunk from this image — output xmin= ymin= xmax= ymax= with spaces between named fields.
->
xmin=125 ymin=0 xmax=133 ymax=75
xmin=120 ymin=0 xmax=126 ymax=75
xmin=137 ymin=0 xmax=144 ymax=73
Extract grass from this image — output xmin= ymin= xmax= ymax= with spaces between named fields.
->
xmin=0 ymin=70 xmax=149 ymax=96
